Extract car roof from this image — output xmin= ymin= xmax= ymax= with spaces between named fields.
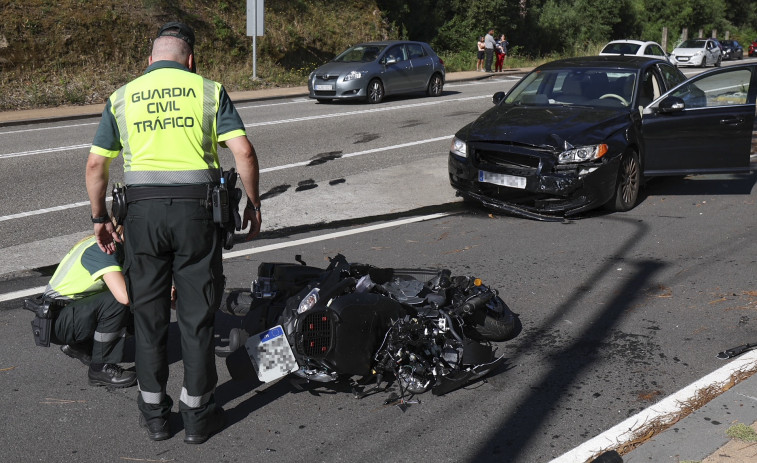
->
xmin=604 ymin=40 xmax=655 ymax=46
xmin=355 ymin=40 xmax=428 ymax=47
xmin=536 ymin=55 xmax=667 ymax=71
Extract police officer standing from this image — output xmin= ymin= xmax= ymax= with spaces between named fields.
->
xmin=85 ymin=22 xmax=261 ymax=444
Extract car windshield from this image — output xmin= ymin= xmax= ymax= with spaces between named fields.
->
xmin=679 ymin=39 xmax=707 ymax=49
xmin=602 ymin=43 xmax=641 ymax=54
xmin=504 ymin=68 xmax=638 ymax=108
xmin=333 ymin=45 xmax=386 ymax=63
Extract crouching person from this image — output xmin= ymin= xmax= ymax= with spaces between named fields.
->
xmin=25 ymin=227 xmax=136 ymax=388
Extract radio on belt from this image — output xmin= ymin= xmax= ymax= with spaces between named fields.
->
xmin=212 ymin=177 xmax=230 ymax=224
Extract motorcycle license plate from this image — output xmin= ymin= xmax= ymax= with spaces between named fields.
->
xmin=245 ymin=325 xmax=299 ymax=383
xmin=479 ymin=170 xmax=526 ymax=189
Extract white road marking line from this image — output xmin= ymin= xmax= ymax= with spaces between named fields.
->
xmin=0 ymin=211 xmax=451 ymax=302
xmin=549 ymin=349 xmax=757 ymax=463
xmin=0 ymin=135 xmax=452 ymax=221
xmin=0 ymin=143 xmax=91 ymax=159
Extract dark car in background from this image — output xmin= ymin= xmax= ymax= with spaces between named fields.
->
xmin=308 ymin=41 xmax=445 ymax=104
xmin=719 ymin=40 xmax=744 ymax=60
xmin=448 ymin=56 xmax=756 ymax=220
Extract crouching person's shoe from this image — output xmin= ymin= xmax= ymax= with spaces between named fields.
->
xmin=87 ymin=363 xmax=137 ymax=388
xmin=61 ymin=344 xmax=92 ymax=366
xmin=139 ymin=415 xmax=171 ymax=441
xmin=184 ymin=408 xmax=225 ymax=444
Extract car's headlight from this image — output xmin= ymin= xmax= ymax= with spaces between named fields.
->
xmin=695 ymin=50 xmax=704 ymax=55
xmin=450 ymin=136 xmax=467 ymax=158
xmin=558 ymin=144 xmax=608 ymax=163
xmin=343 ymin=71 xmax=363 ymax=81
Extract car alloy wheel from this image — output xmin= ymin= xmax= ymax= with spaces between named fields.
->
xmin=606 ymin=151 xmax=640 ymax=212
xmin=367 ymin=79 xmax=384 ymax=104
xmin=427 ymin=74 xmax=443 ymax=97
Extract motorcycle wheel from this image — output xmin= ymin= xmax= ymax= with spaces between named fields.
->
xmin=465 ymin=297 xmax=522 ymax=342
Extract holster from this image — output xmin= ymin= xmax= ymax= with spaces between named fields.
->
xmin=23 ymin=295 xmax=65 ymax=347
xmin=217 ymin=168 xmax=242 ymax=250
xmin=111 ymin=183 xmax=127 ymax=225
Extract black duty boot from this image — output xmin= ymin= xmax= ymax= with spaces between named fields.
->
xmin=87 ymin=363 xmax=137 ymax=388
xmin=61 ymin=344 xmax=92 ymax=366
xmin=139 ymin=415 xmax=171 ymax=441
xmin=184 ymin=408 xmax=225 ymax=444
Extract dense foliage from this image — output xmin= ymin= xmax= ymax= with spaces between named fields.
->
xmin=379 ymin=0 xmax=757 ymax=55
xmin=0 ymin=0 xmax=755 ymax=110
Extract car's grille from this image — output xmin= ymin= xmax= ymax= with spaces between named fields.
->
xmin=314 ymin=91 xmax=336 ymax=97
xmin=476 ymin=148 xmax=541 ymax=171
xmin=299 ymin=311 xmax=332 ymax=358
xmin=316 ymin=75 xmax=339 ymax=81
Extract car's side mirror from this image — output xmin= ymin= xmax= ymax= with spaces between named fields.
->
xmin=658 ymin=96 xmax=685 ymax=113
xmin=492 ymin=91 xmax=506 ymax=105
xmin=384 ymin=57 xmax=397 ymax=65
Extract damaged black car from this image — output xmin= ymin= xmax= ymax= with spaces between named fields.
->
xmin=449 ymin=56 xmax=756 ymax=220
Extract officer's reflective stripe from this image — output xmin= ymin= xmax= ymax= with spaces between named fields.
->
xmin=179 ymin=387 xmax=213 ymax=408
xmin=201 ymin=79 xmax=216 ymax=167
xmin=112 ymin=87 xmax=133 ymax=169
xmin=94 ymin=328 xmax=125 ymax=343
xmin=138 ymin=384 xmax=165 ymax=404
xmin=124 ymin=168 xmax=220 ymax=185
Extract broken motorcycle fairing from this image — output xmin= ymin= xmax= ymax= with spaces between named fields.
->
xmin=220 ymin=254 xmax=522 ymax=398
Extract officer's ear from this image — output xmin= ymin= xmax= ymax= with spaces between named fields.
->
xmin=188 ymin=53 xmax=196 ymax=73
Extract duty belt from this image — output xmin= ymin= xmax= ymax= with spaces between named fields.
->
xmin=125 ymin=184 xmax=210 ymax=203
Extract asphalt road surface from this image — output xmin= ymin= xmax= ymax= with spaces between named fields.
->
xmin=0 ymin=68 xmax=755 ymax=463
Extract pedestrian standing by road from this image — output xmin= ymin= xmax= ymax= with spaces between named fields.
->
xmin=85 ymin=22 xmax=262 ymax=444
xmin=24 ymin=227 xmax=136 ymax=388
xmin=495 ymin=34 xmax=509 ymax=72
xmin=484 ymin=29 xmax=496 ymax=72
xmin=476 ymin=36 xmax=485 ymax=71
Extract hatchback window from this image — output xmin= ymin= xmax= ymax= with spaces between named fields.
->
xmin=386 ymin=45 xmax=406 ymax=62
xmin=680 ymin=39 xmax=707 ymax=48
xmin=407 ymin=43 xmax=426 ymax=59
xmin=334 ymin=45 xmax=386 ymax=63
xmin=670 ymin=69 xmax=752 ymax=108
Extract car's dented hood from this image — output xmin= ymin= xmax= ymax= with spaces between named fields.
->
xmin=459 ymin=104 xmax=629 ymax=151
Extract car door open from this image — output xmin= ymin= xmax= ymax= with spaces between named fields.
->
xmin=641 ymin=65 xmax=756 ymax=175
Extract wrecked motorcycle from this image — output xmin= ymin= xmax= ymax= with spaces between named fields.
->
xmin=218 ymin=254 xmax=522 ymax=398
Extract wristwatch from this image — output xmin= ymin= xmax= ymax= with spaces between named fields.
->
xmin=91 ymin=214 xmax=110 ymax=224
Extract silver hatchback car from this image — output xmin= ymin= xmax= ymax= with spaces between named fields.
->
xmin=308 ymin=40 xmax=446 ymax=104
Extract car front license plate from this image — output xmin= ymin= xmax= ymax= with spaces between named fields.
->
xmin=314 ymin=84 xmax=334 ymax=91
xmin=245 ymin=325 xmax=299 ymax=383
xmin=479 ymin=170 xmax=527 ymax=189
xmin=678 ymin=57 xmax=689 ymax=61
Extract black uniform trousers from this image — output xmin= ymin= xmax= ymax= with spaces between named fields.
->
xmin=124 ymin=198 xmax=224 ymax=433
xmin=52 ymin=291 xmax=130 ymax=364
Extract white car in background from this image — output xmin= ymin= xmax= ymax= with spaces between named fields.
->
xmin=599 ymin=40 xmax=670 ymax=63
xmin=669 ymin=38 xmax=722 ymax=67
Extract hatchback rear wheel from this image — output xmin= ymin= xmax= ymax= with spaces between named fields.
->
xmin=367 ymin=79 xmax=384 ymax=104
xmin=426 ymin=73 xmax=444 ymax=97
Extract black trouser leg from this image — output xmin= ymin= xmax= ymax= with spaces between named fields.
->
xmin=126 ymin=198 xmax=222 ymax=429
xmin=53 ymin=291 xmax=129 ymax=364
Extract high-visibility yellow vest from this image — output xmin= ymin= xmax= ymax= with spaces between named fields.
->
xmin=91 ymin=62 xmax=244 ymax=185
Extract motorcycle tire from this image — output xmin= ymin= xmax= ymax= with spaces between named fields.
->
xmin=465 ymin=297 xmax=522 ymax=342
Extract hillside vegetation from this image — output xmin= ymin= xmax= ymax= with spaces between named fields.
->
xmin=2 ymin=0 xmax=756 ymax=111
xmin=0 ymin=0 xmax=395 ymax=110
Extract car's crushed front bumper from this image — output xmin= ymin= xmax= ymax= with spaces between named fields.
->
xmin=448 ymin=146 xmax=620 ymax=220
